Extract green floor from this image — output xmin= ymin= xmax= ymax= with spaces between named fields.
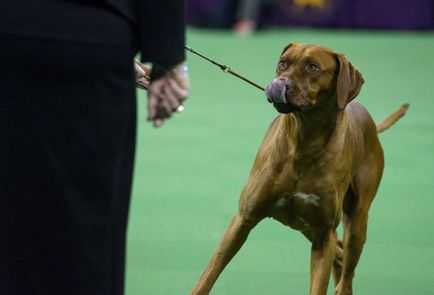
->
xmin=125 ymin=28 xmax=434 ymax=294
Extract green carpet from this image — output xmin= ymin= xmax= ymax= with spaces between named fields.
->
xmin=125 ymin=27 xmax=434 ymax=294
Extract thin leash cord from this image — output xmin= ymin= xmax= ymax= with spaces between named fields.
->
xmin=185 ymin=45 xmax=265 ymax=92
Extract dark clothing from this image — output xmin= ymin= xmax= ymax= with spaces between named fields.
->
xmin=0 ymin=0 xmax=186 ymax=64
xmin=0 ymin=0 xmax=185 ymax=294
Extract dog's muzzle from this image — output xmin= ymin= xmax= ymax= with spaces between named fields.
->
xmin=265 ymin=78 xmax=302 ymax=114
xmin=265 ymin=78 xmax=287 ymax=104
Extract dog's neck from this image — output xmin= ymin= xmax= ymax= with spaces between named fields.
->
xmin=282 ymin=101 xmax=348 ymax=156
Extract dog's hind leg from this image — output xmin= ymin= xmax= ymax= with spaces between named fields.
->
xmin=190 ymin=213 xmax=261 ymax=295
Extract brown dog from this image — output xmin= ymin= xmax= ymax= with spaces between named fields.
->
xmin=190 ymin=43 xmax=408 ymax=295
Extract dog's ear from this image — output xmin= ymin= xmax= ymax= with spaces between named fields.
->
xmin=336 ymin=54 xmax=365 ymax=109
xmin=280 ymin=43 xmax=295 ymax=57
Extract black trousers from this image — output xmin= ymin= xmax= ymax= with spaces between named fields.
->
xmin=0 ymin=1 xmax=138 ymax=294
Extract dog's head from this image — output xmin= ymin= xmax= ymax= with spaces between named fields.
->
xmin=265 ymin=43 xmax=364 ymax=114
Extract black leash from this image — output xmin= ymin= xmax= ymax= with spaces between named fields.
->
xmin=185 ymin=45 xmax=265 ymax=92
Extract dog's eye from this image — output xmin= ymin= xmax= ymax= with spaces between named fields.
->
xmin=278 ymin=60 xmax=288 ymax=70
xmin=306 ymin=63 xmax=320 ymax=73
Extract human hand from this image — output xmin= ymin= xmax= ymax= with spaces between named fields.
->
xmin=134 ymin=59 xmax=151 ymax=89
xmin=147 ymin=61 xmax=190 ymax=127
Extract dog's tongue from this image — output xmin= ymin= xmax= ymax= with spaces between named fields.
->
xmin=265 ymin=79 xmax=287 ymax=104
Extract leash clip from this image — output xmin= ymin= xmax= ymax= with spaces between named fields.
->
xmin=221 ymin=66 xmax=231 ymax=73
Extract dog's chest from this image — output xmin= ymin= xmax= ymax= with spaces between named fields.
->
xmin=268 ymin=186 xmax=339 ymax=231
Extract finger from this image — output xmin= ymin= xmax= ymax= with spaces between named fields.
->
xmin=139 ymin=63 xmax=151 ymax=76
xmin=152 ymin=102 xmax=171 ymax=127
xmin=157 ymin=94 xmax=173 ymax=118
xmin=138 ymin=78 xmax=150 ymax=89
xmin=153 ymin=117 xmax=164 ymax=128
xmin=134 ymin=60 xmax=147 ymax=78
xmin=148 ymin=80 xmax=165 ymax=120
xmin=163 ymin=80 xmax=182 ymax=110
xmin=135 ymin=65 xmax=146 ymax=77
xmin=167 ymin=78 xmax=189 ymax=101
xmin=135 ymin=60 xmax=151 ymax=91
xmin=147 ymin=93 xmax=159 ymax=121
xmin=135 ymin=60 xmax=151 ymax=76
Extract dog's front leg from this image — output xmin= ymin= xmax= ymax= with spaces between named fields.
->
xmin=190 ymin=213 xmax=260 ymax=295
xmin=308 ymin=229 xmax=337 ymax=295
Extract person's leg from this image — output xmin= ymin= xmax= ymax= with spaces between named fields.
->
xmin=0 ymin=2 xmax=137 ymax=294
xmin=233 ymin=0 xmax=262 ymax=34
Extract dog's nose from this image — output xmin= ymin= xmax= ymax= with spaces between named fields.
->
xmin=265 ymin=77 xmax=290 ymax=104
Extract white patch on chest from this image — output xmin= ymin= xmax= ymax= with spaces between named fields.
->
xmin=293 ymin=192 xmax=320 ymax=206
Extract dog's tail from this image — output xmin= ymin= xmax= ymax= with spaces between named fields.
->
xmin=376 ymin=103 xmax=409 ymax=133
